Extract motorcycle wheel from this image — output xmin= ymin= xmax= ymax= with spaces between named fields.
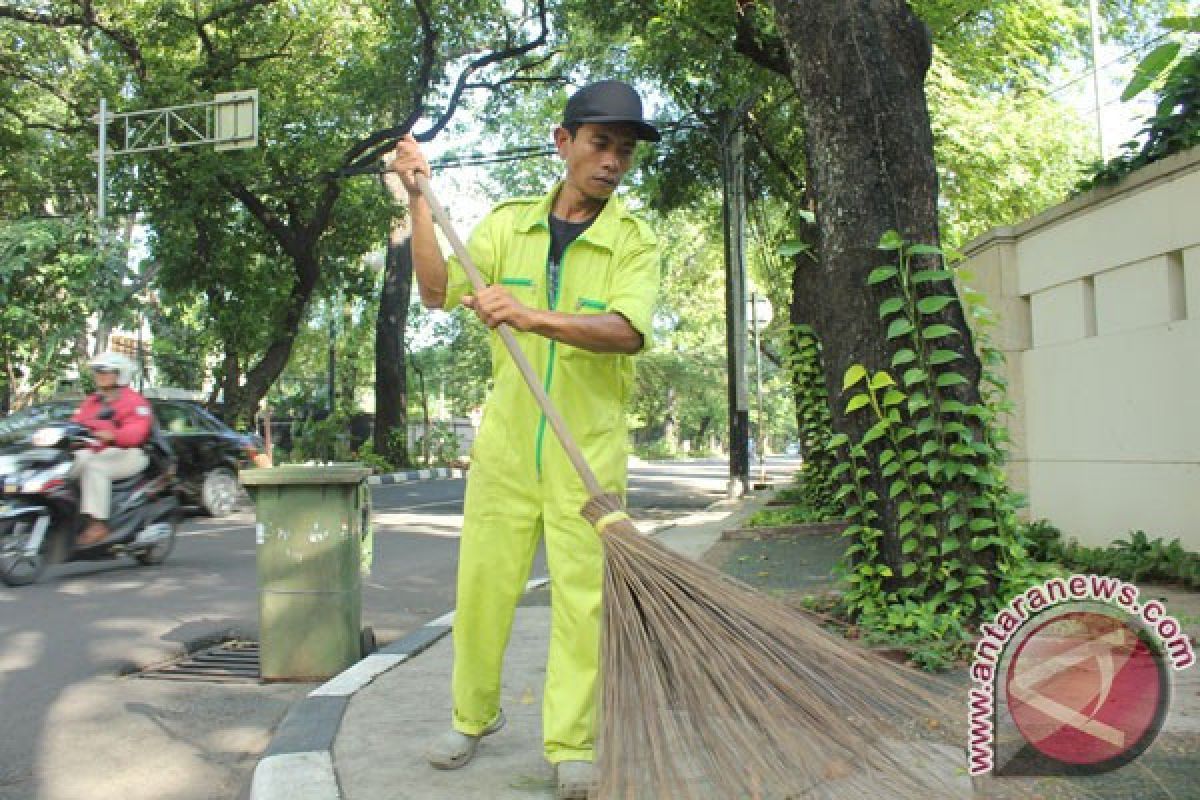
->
xmin=0 ymin=518 xmax=48 ymax=587
xmin=134 ymin=515 xmax=178 ymax=566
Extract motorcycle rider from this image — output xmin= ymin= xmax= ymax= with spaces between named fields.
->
xmin=70 ymin=352 xmax=154 ymax=546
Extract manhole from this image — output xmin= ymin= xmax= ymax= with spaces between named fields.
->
xmin=136 ymin=640 xmax=260 ymax=684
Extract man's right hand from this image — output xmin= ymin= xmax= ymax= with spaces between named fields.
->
xmin=388 ymin=134 xmax=431 ymax=198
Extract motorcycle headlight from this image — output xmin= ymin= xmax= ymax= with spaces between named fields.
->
xmin=31 ymin=427 xmax=65 ymax=448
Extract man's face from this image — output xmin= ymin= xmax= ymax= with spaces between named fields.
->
xmin=554 ymin=122 xmax=639 ymax=201
xmin=93 ymin=368 xmax=118 ymax=390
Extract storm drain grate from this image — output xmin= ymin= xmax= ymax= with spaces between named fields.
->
xmin=136 ymin=640 xmax=260 ymax=684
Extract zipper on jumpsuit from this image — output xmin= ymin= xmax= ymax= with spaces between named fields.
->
xmin=534 ymin=235 xmax=579 ymax=480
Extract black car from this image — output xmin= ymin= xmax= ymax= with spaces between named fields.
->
xmin=0 ymin=398 xmax=255 ymax=517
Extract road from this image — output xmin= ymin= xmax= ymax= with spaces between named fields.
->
xmin=0 ymin=456 xmax=797 ymax=800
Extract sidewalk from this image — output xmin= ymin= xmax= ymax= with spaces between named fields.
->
xmin=249 ymin=493 xmax=770 ymax=800
xmin=249 ymin=493 xmax=1200 ymax=800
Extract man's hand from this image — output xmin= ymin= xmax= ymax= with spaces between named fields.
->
xmin=94 ymin=429 xmax=115 ymax=443
xmin=462 ymin=285 xmax=539 ymax=331
xmin=387 ymin=134 xmax=431 ymax=198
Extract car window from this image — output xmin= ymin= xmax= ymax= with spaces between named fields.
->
xmin=154 ymin=402 xmax=200 ymax=434
xmin=190 ymin=407 xmax=226 ymax=433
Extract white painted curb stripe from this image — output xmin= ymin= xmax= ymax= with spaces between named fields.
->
xmin=309 ymin=654 xmax=408 ymax=698
xmin=428 ymin=610 xmax=456 ymax=627
xmin=251 ymin=751 xmax=339 ymax=800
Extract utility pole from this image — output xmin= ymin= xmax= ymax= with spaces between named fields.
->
xmin=719 ymin=108 xmax=750 ymax=498
xmin=1087 ymin=0 xmax=1106 ymax=159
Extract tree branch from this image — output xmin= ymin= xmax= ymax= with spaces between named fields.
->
xmin=199 ymin=0 xmax=279 ymax=27
xmin=0 ymin=0 xmax=147 ymax=79
xmin=732 ymin=1 xmax=789 ymax=77
xmin=341 ymin=0 xmax=551 ymax=171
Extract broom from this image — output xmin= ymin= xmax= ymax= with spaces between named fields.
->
xmin=416 ymin=175 xmax=963 ymax=799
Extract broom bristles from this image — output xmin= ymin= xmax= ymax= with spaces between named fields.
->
xmin=583 ymin=493 xmax=965 ymax=800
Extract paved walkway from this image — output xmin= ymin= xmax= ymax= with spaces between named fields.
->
xmin=249 ymin=494 xmax=1200 ymax=800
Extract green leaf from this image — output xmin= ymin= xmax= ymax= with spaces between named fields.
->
xmin=1161 ymin=15 xmax=1200 ymax=32
xmin=902 ymin=367 xmax=927 ymax=387
xmin=963 ymin=576 xmax=988 ymax=590
xmin=870 ymin=371 xmax=896 ymax=390
xmin=878 ymin=297 xmax=904 ymax=318
xmin=1121 ymin=42 xmax=1182 ymax=102
xmin=842 ymin=365 xmax=868 ymax=390
xmin=912 ymin=269 xmax=954 ymax=284
xmin=863 ymin=420 xmax=889 ymax=445
xmin=881 ymin=389 xmax=905 ymax=407
xmin=936 ymin=372 xmax=969 ymax=388
xmin=969 ymin=518 xmax=997 ymax=532
xmin=889 ymin=479 xmax=907 ymax=499
xmin=920 ymin=440 xmax=938 ymax=457
xmin=887 ymin=318 xmax=915 ymax=339
xmin=845 ymin=393 xmax=871 ymax=413
xmin=878 ymin=566 xmax=893 ymax=578
xmin=923 ymin=324 xmax=960 ymax=339
xmin=878 ymin=230 xmax=904 ymax=250
xmin=941 ymin=538 xmax=960 ymax=555
xmin=882 ymin=461 xmax=902 ymax=477
xmin=897 ymin=500 xmax=915 ymax=519
xmin=891 ymin=349 xmax=917 ymax=368
xmin=868 ymin=266 xmax=899 ymax=286
xmin=917 ymin=295 xmax=955 ymax=314
xmin=777 ymin=239 xmax=812 ymax=258
xmin=901 ymin=560 xmax=918 ymax=576
xmin=829 ymin=433 xmax=851 ymax=448
xmin=926 ymin=347 xmax=955 ymax=364
xmin=907 ymin=244 xmax=942 ymax=256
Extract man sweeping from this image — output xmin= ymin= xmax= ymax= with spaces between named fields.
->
xmin=389 ymin=80 xmax=660 ymax=799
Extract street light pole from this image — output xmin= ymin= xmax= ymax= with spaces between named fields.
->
xmin=751 ymin=292 xmax=767 ymax=489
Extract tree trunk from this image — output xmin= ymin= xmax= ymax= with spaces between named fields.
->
xmin=227 ymin=249 xmax=322 ymax=425
xmin=374 ymin=219 xmax=413 ymax=466
xmin=772 ymin=0 xmax=986 ymax=571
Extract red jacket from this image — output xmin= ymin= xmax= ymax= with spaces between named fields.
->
xmin=71 ymin=387 xmax=153 ymax=450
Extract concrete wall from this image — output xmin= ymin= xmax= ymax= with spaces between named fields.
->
xmin=961 ymin=148 xmax=1200 ymax=549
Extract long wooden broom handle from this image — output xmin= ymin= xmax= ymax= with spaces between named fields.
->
xmin=416 ymin=174 xmax=605 ymax=499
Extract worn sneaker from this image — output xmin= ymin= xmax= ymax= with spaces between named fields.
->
xmin=425 ymin=711 xmax=506 ymax=770
xmin=555 ymin=760 xmax=596 ymax=800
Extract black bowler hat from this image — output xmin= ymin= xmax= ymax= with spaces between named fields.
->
xmin=562 ymin=80 xmax=660 ymax=142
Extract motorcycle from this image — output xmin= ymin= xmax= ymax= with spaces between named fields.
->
xmin=0 ymin=421 xmax=181 ymax=586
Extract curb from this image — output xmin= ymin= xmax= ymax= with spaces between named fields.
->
xmin=367 ymin=467 xmax=466 ymax=486
xmin=249 ymin=577 xmax=549 ymax=800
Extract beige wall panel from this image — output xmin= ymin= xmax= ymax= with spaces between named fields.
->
xmin=1030 ymin=281 xmax=1091 ymax=347
xmin=1093 ymin=256 xmax=1174 ymax=336
xmin=1185 ymin=245 xmax=1200 ymax=322
xmin=1026 ymin=460 xmax=1200 ymax=550
xmin=1021 ymin=322 xmax=1200 ymax=463
xmin=1015 ymin=165 xmax=1200 ymax=295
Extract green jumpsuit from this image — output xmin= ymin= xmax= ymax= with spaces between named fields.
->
xmin=443 ymin=184 xmax=660 ymax=764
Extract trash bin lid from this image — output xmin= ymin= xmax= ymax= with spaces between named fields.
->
xmin=240 ymin=463 xmax=371 ymax=486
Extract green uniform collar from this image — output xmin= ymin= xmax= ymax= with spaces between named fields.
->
xmin=514 ymin=181 xmax=630 ymax=252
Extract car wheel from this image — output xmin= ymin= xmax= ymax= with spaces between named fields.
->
xmin=201 ymin=468 xmax=240 ymax=517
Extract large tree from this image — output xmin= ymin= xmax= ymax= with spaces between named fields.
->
xmin=1 ymin=0 xmax=555 ymax=432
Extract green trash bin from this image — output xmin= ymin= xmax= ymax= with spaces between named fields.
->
xmin=241 ymin=464 xmax=371 ymax=682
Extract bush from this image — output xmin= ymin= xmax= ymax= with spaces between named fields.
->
xmin=290 ymin=414 xmax=353 ymax=463
xmin=1021 ymin=519 xmax=1200 ymax=589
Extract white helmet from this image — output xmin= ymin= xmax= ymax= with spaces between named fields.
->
xmin=89 ymin=351 xmax=136 ymax=387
